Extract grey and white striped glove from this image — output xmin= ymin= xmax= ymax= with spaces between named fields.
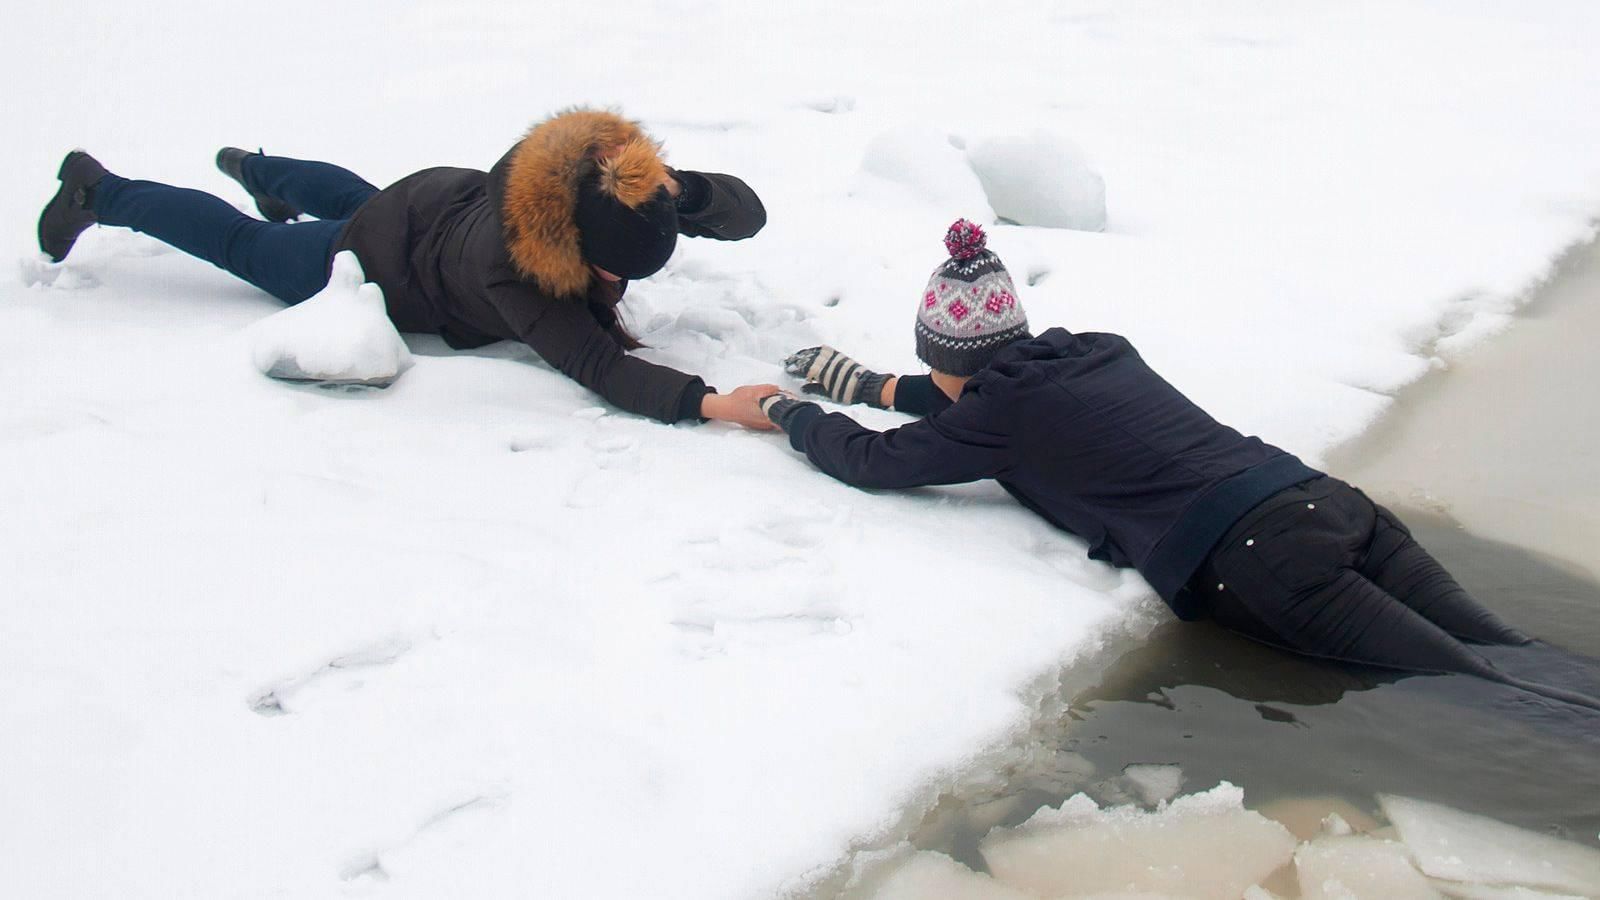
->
xmin=783 ymin=346 xmax=891 ymax=408
xmin=759 ymin=393 xmax=819 ymax=432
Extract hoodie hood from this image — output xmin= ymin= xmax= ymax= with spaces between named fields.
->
xmin=492 ymin=107 xmax=671 ymax=298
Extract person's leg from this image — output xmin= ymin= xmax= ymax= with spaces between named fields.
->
xmin=1201 ymin=479 xmax=1500 ymax=676
xmin=93 ymin=174 xmax=342 ymax=303
xmin=1357 ymin=504 xmax=1531 ymax=645
xmin=240 ymin=154 xmax=379 ymax=221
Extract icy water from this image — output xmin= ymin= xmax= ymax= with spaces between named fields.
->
xmin=846 ymin=239 xmax=1600 ymax=896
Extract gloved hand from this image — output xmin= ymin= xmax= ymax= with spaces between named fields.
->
xmin=759 ymin=393 xmax=819 ymax=432
xmin=782 ymin=346 xmax=891 ymax=408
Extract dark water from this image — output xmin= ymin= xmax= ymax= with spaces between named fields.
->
xmin=916 ymin=509 xmax=1600 ymax=869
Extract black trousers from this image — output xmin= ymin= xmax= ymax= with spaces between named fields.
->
xmin=1194 ymin=477 xmax=1530 ymax=677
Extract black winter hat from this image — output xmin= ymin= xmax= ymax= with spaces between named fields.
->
xmin=574 ymin=177 xmax=679 ymax=279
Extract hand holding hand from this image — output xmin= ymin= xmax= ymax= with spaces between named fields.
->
xmin=702 ymin=383 xmax=781 ymax=430
xmin=783 ymin=346 xmax=892 ymax=408
xmin=758 ymin=392 xmax=818 ymax=432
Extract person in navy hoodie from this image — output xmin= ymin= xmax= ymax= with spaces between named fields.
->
xmin=760 ymin=219 xmax=1555 ymax=687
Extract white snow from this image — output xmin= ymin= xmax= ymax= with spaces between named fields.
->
xmin=4 ymin=1 xmax=1600 ymax=898
xmin=967 ymin=131 xmax=1108 ymax=232
xmin=248 ymin=251 xmax=412 ymax=386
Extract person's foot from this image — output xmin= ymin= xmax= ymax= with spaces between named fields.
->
xmin=38 ymin=150 xmax=109 ymax=262
xmin=216 ymin=147 xmax=301 ymax=223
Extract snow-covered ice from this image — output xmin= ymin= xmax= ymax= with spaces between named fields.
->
xmin=248 ymin=250 xmax=412 ymax=386
xmin=5 ymin=1 xmax=1600 ymax=897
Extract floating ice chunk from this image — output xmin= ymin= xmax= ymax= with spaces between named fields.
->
xmin=967 ymin=130 xmax=1107 ymax=231
xmin=854 ymin=124 xmax=995 ymax=220
xmin=1122 ymin=763 xmax=1184 ymax=805
xmin=248 ymin=250 xmax=412 ymax=387
xmin=1294 ymin=835 xmax=1441 ymax=899
xmin=981 ymin=782 xmax=1296 ymax=899
xmin=862 ymin=851 xmax=1033 ymax=900
xmin=1380 ymin=794 xmax=1600 ymax=896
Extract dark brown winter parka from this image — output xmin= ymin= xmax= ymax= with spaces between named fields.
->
xmin=333 ymin=109 xmax=766 ymax=423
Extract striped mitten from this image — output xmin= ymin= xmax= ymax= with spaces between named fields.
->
xmin=783 ymin=346 xmax=891 ymax=408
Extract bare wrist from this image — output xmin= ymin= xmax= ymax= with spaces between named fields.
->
xmin=880 ymin=376 xmax=898 ymax=409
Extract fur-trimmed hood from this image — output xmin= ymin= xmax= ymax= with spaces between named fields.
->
xmin=490 ymin=108 xmax=671 ymax=298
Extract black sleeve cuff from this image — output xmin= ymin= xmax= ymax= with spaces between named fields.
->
xmin=677 ymin=380 xmax=713 ymax=423
xmin=891 ymin=374 xmax=947 ymax=416
xmin=785 ymin=403 xmax=825 ymax=451
xmin=669 ymin=169 xmax=712 ymax=215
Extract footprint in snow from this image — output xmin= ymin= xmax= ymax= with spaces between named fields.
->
xmin=18 ymin=255 xmax=99 ymax=290
xmin=247 ymin=637 xmax=413 ymax=716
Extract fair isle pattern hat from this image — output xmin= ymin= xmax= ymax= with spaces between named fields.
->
xmin=915 ymin=219 xmax=1029 ymax=376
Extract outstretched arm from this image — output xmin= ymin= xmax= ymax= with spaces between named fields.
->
xmin=761 ymin=388 xmax=1010 ymax=490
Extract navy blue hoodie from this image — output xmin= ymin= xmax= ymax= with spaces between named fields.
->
xmin=782 ymin=328 xmax=1319 ymax=617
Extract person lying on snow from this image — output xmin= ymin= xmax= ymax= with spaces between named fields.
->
xmin=759 ymin=219 xmax=1594 ymax=699
xmin=37 ymin=107 xmax=778 ymax=428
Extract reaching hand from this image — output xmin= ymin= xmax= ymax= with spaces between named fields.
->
xmin=702 ymin=383 xmax=781 ymax=430
xmin=782 ymin=346 xmax=892 ymax=408
xmin=758 ymin=392 xmax=819 ymax=432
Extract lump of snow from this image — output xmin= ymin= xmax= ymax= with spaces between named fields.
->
xmin=1294 ymin=835 xmax=1439 ymax=900
xmin=967 ymin=130 xmax=1107 ymax=231
xmin=1122 ymin=763 xmax=1184 ymax=806
xmin=248 ymin=251 xmax=412 ymax=387
xmin=980 ymin=783 xmax=1297 ymax=899
xmin=855 ymin=124 xmax=995 ymax=220
xmin=1380 ymin=794 xmax=1600 ymax=896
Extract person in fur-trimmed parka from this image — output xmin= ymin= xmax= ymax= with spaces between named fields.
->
xmin=37 ymin=108 xmax=776 ymax=427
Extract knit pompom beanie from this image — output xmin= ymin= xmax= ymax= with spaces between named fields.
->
xmin=914 ymin=219 xmax=1029 ymax=376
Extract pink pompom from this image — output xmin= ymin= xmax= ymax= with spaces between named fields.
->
xmin=943 ymin=219 xmax=987 ymax=260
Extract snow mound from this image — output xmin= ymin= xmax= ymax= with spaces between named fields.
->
xmin=855 ymin=124 xmax=995 ymax=220
xmin=980 ymin=782 xmax=1297 ymax=898
xmin=1379 ymin=794 xmax=1600 ymax=896
xmin=967 ymin=130 xmax=1108 ymax=232
xmin=248 ymin=250 xmax=412 ymax=387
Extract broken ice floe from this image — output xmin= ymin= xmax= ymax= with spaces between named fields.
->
xmin=248 ymin=250 xmax=412 ymax=388
xmin=855 ymin=785 xmax=1600 ymax=900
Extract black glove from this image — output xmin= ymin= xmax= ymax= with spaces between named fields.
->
xmin=759 ymin=393 xmax=819 ymax=432
xmin=668 ymin=169 xmax=711 ymax=214
xmin=783 ymin=346 xmax=891 ymax=408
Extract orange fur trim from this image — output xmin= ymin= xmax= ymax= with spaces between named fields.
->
xmin=500 ymin=107 xmax=670 ymax=298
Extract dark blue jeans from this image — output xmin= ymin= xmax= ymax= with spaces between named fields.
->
xmin=92 ymin=155 xmax=380 ymax=304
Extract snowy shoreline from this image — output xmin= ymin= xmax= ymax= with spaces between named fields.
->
xmin=6 ymin=2 xmax=1600 ymax=897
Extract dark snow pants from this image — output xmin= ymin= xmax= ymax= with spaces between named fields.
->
xmin=92 ymin=155 xmax=379 ymax=304
xmin=1193 ymin=477 xmax=1531 ymax=677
